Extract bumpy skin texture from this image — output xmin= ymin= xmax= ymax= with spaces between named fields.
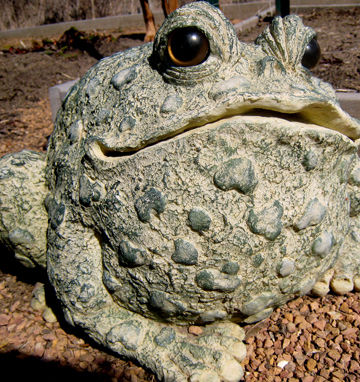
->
xmin=1 ymin=3 xmax=360 ymax=381
xmin=0 ymin=151 xmax=48 ymax=269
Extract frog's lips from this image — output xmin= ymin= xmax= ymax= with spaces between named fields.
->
xmin=91 ymin=98 xmax=360 ymax=160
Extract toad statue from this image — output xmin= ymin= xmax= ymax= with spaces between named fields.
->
xmin=1 ymin=2 xmax=360 ymax=381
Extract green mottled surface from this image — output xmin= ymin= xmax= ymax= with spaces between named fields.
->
xmin=1 ymin=2 xmax=360 ymax=382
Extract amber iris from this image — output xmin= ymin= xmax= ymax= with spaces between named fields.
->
xmin=302 ymin=38 xmax=321 ymax=70
xmin=168 ymin=27 xmax=210 ymax=67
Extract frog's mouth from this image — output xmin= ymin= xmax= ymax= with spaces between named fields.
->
xmin=90 ymin=97 xmax=360 ymax=160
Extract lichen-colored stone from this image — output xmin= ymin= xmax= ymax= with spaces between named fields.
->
xmin=1 ymin=3 xmax=360 ymax=381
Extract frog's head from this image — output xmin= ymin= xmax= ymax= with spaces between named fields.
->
xmin=65 ymin=1 xmax=360 ymax=161
xmin=47 ymin=2 xmax=360 ymax=325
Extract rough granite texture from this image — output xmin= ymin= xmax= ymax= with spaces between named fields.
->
xmin=1 ymin=3 xmax=360 ymax=382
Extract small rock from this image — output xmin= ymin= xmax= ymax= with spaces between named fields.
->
xmin=327 ymin=311 xmax=343 ymax=320
xmin=302 ymin=376 xmax=314 ymax=382
xmin=79 ymin=361 xmax=88 ymax=370
xmin=339 ymin=302 xmax=349 ymax=313
xmin=340 ymin=342 xmax=351 ymax=352
xmin=10 ymin=300 xmax=20 ymax=312
xmin=0 ymin=314 xmax=10 ymax=326
xmin=34 ymin=342 xmax=45 ymax=357
xmin=188 ymin=326 xmax=202 ymax=336
xmin=42 ymin=307 xmax=57 ymax=323
xmin=313 ymin=376 xmax=326 ymax=382
xmin=315 ymin=337 xmax=326 ymax=348
xmin=313 ymin=320 xmax=327 ymax=331
xmin=309 ymin=301 xmax=319 ymax=311
xmin=306 ymin=358 xmax=317 ymax=372
xmin=277 ymin=360 xmax=289 ymax=369
xmin=328 ymin=349 xmax=341 ymax=362
xmin=349 ymin=360 xmax=359 ymax=372
xmin=43 ymin=332 xmax=57 ymax=341
xmin=287 ymin=322 xmax=297 ymax=333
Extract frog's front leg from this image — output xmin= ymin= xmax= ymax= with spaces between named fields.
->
xmin=47 ymin=218 xmax=246 ymax=382
xmin=0 ymin=150 xmax=48 ymax=269
xmin=312 ymin=158 xmax=360 ymax=296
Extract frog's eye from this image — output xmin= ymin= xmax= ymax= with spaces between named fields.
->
xmin=301 ymin=38 xmax=321 ymax=70
xmin=167 ymin=27 xmax=210 ymax=67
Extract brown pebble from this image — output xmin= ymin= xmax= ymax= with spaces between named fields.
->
xmin=313 ymin=376 xmax=326 ymax=382
xmin=264 ymin=338 xmax=273 ymax=348
xmin=340 ymin=341 xmax=351 ymax=352
xmin=34 ymin=342 xmax=45 ymax=357
xmin=309 ymin=301 xmax=319 ymax=311
xmin=287 ymin=322 xmax=297 ymax=333
xmin=302 ymin=376 xmax=314 ymax=382
xmin=315 ymin=337 xmax=326 ymax=348
xmin=349 ymin=360 xmax=359 ymax=372
xmin=188 ymin=325 xmax=202 ymax=336
xmin=324 ymin=357 xmax=335 ymax=368
xmin=313 ymin=320 xmax=327 ymax=331
xmin=342 ymin=327 xmax=358 ymax=338
xmin=0 ymin=314 xmax=10 ymax=326
xmin=306 ymin=358 xmax=317 ymax=372
xmin=339 ymin=302 xmax=349 ymax=313
xmin=300 ymin=304 xmax=309 ymax=313
xmin=294 ymin=315 xmax=306 ymax=325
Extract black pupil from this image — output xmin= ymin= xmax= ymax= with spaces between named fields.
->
xmin=168 ymin=27 xmax=209 ymax=66
xmin=302 ymin=38 xmax=321 ymax=70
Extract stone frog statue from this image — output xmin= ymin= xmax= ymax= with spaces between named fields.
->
xmin=1 ymin=2 xmax=360 ymax=381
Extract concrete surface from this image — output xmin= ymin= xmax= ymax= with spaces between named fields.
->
xmin=49 ymin=79 xmax=78 ymax=122
xmin=337 ymin=92 xmax=360 ymax=120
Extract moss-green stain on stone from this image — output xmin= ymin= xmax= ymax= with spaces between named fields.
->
xmin=302 ymin=150 xmax=317 ymax=171
xmin=155 ymin=327 xmax=176 ymax=347
xmin=214 ymin=157 xmax=258 ymax=194
xmin=172 ymin=238 xmax=198 ymax=265
xmin=222 ymin=261 xmax=240 ymax=275
xmin=247 ymin=200 xmax=283 ymax=240
xmin=188 ymin=207 xmax=212 ymax=232
xmin=118 ymin=240 xmax=149 ymax=267
xmin=135 ymin=188 xmax=167 ymax=222
xmin=149 ymin=291 xmax=186 ymax=316
xmin=195 ymin=269 xmax=240 ymax=292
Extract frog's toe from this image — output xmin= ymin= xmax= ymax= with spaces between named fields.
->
xmin=201 ymin=321 xmax=245 ymax=342
xmin=188 ymin=359 xmax=243 ymax=382
xmin=189 ymin=370 xmax=221 ymax=382
xmin=311 ymin=269 xmax=334 ymax=296
xmin=175 ymin=337 xmax=244 ymax=382
xmin=312 ymin=266 xmax=359 ymax=296
xmin=330 ymin=272 xmax=354 ymax=295
xmin=354 ymin=275 xmax=360 ymax=291
xmin=196 ymin=323 xmax=247 ymax=362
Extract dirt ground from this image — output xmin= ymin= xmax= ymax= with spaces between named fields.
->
xmin=0 ymin=7 xmax=360 ymax=382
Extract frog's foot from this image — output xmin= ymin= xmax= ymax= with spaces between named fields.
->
xmin=69 ymin=305 xmax=246 ymax=382
xmin=312 ymin=225 xmax=360 ymax=296
xmin=102 ymin=315 xmax=246 ymax=382
xmin=0 ymin=150 xmax=48 ymax=269
xmin=48 ymin=219 xmax=246 ymax=382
